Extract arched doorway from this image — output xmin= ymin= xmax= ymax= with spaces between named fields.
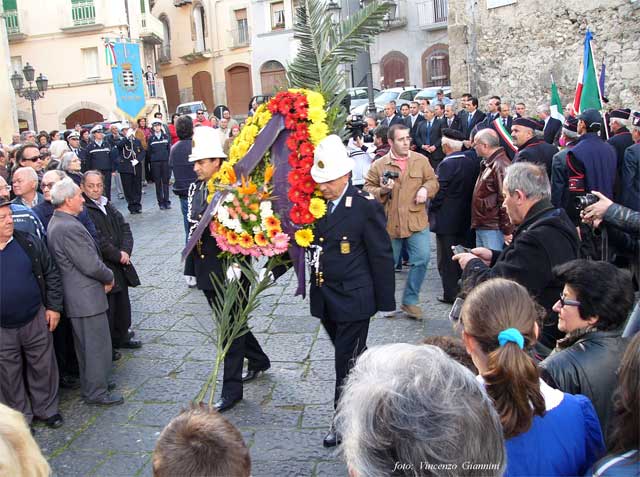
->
xmin=380 ymin=51 xmax=409 ymax=89
xmin=422 ymin=44 xmax=450 ymax=87
xmin=260 ymin=60 xmax=286 ymax=95
xmin=192 ymin=71 xmax=214 ymax=111
xmin=225 ymin=64 xmax=252 ymax=116
xmin=65 ymin=109 xmax=104 ymax=129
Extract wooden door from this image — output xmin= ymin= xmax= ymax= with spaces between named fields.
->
xmin=225 ymin=65 xmax=252 ymax=116
xmin=192 ymin=71 xmax=214 ymax=112
xmin=382 ymin=53 xmax=408 ymax=88
xmin=65 ymin=109 xmax=104 ymax=129
xmin=260 ymin=61 xmax=286 ymax=95
xmin=163 ymin=75 xmax=180 ymax=113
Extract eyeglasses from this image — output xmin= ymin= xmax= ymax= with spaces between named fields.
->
xmin=196 ymin=112 xmax=204 ymax=115
xmin=41 ymin=182 xmax=56 ymax=190
xmin=559 ymin=294 xmax=581 ymax=308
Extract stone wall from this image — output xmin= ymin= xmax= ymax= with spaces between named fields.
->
xmin=447 ymin=0 xmax=640 ymax=111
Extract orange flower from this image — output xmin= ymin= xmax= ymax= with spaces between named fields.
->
xmin=264 ymin=164 xmax=275 ymax=184
xmin=238 ymin=176 xmax=258 ymax=195
xmin=249 ymin=203 xmax=260 ymax=213
xmin=254 ymin=232 xmax=269 ymax=247
xmin=227 ymin=231 xmax=239 ymax=245
xmin=238 ymin=232 xmax=254 ymax=248
xmin=227 ymin=166 xmax=237 ymax=184
xmin=266 ymin=228 xmax=279 ymax=239
xmin=264 ymin=216 xmax=281 ymax=230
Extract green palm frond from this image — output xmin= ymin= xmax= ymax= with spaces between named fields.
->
xmin=287 ymin=0 xmax=393 ymax=133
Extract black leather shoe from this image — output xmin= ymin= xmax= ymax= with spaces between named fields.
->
xmin=242 ymin=365 xmax=270 ymax=383
xmin=108 ymin=382 xmax=117 ymax=391
xmin=119 ymin=339 xmax=142 ymax=349
xmin=60 ymin=374 xmax=80 ymax=389
xmin=437 ymin=296 xmax=455 ymax=304
xmin=85 ymin=393 xmax=124 ymax=406
xmin=112 ymin=350 xmax=122 ymax=361
xmin=323 ymin=425 xmax=341 ymax=448
xmin=213 ymin=396 xmax=241 ymax=413
xmin=128 ymin=329 xmax=135 ymax=339
xmin=37 ymin=413 xmax=64 ymax=429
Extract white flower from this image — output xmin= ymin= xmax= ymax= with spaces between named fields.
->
xmin=252 ymin=226 xmax=262 ymax=234
xmin=224 ymin=193 xmax=234 ymax=203
xmin=216 ymin=205 xmax=230 ymax=222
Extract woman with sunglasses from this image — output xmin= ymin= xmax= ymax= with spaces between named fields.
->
xmin=541 ymin=259 xmax=634 ymax=444
xmin=461 ymin=278 xmax=606 ymax=476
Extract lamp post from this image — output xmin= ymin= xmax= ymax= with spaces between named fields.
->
xmin=10 ymin=63 xmax=48 ymax=132
xmin=326 ymin=0 xmax=342 ymax=26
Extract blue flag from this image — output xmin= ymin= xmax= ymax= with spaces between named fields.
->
xmin=111 ymin=42 xmax=146 ymax=120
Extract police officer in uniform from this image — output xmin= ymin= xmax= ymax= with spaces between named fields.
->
xmin=308 ymin=135 xmax=395 ymax=447
xmin=147 ymin=119 xmax=171 ymax=210
xmin=80 ymin=125 xmax=115 ymax=199
xmin=115 ymin=125 xmax=144 ymax=214
xmin=184 ymin=127 xmax=270 ymax=413
xmin=511 ymin=117 xmax=558 ymax=177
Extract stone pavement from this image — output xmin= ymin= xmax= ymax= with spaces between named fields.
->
xmin=35 ymin=186 xmax=455 ymax=477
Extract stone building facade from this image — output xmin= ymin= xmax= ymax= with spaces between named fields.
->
xmin=447 ymin=0 xmax=640 ymax=110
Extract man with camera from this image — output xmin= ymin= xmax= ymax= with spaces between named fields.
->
xmin=453 ymin=162 xmax=579 ymax=356
xmin=346 ymin=116 xmax=374 ymax=189
xmin=365 ymin=124 xmax=439 ymax=320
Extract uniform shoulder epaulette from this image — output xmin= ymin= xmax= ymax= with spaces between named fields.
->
xmin=356 ymin=189 xmax=375 ymax=200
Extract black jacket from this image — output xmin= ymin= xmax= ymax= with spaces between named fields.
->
xmin=541 ymin=330 xmax=629 ymax=440
xmin=13 ymin=230 xmax=63 ymax=313
xmin=607 ymin=128 xmax=633 ymax=168
xmin=115 ymin=136 xmax=145 ymax=175
xmin=169 ymin=139 xmax=197 ymax=197
xmin=83 ymin=195 xmax=137 ymax=292
xmin=461 ymin=110 xmax=486 ymax=139
xmin=462 ymin=199 xmax=579 ymax=350
xmin=310 ymin=185 xmax=395 ymax=322
xmin=80 ymin=140 xmax=114 ymax=172
xmin=415 ymin=117 xmax=445 ymax=165
xmin=513 ymin=137 xmax=558 ymax=177
xmin=429 ymin=151 xmax=480 ymax=235
xmin=543 ymin=117 xmax=563 ymax=144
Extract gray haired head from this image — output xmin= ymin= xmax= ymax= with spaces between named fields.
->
xmin=503 ymin=162 xmax=550 ymax=201
xmin=51 ymin=177 xmax=79 ymax=207
xmin=42 ymin=169 xmax=67 ymax=183
xmin=336 ymin=343 xmax=506 ymax=477
xmin=58 ymin=152 xmax=79 ymax=172
xmin=537 ymin=104 xmax=551 ymax=115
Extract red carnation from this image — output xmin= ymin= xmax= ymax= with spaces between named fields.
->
xmin=290 ymin=204 xmax=305 ymax=224
xmin=288 ymin=152 xmax=300 ymax=168
xmin=298 ymin=176 xmax=316 ymax=194
xmin=286 ymin=135 xmax=299 ymax=152
xmin=287 ymin=185 xmax=306 ymax=204
xmin=285 ymin=116 xmax=298 ymax=130
xmin=300 ymin=142 xmax=315 ymax=157
xmin=288 ymin=169 xmax=303 ymax=184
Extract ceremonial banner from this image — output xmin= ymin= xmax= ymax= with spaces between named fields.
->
xmin=110 ymin=42 xmax=146 ymax=120
xmin=572 ymin=29 xmax=602 ymax=114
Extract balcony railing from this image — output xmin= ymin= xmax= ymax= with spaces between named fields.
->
xmin=72 ymin=0 xmax=96 ymax=26
xmin=140 ymin=12 xmax=164 ymax=44
xmin=417 ymin=0 xmax=448 ymax=30
xmin=158 ymin=45 xmax=171 ymax=63
xmin=229 ymin=27 xmax=250 ymax=48
xmin=4 ymin=9 xmax=20 ymax=35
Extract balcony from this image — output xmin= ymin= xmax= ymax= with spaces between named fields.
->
xmin=158 ymin=45 xmax=171 ymax=64
xmin=4 ymin=9 xmax=26 ymax=41
xmin=229 ymin=27 xmax=250 ymax=48
xmin=173 ymin=0 xmax=191 ymax=5
xmin=417 ymin=0 xmax=448 ymax=30
xmin=62 ymin=0 xmax=104 ymax=32
xmin=382 ymin=16 xmax=408 ymax=31
xmin=179 ymin=49 xmax=212 ymax=64
xmin=140 ymin=13 xmax=164 ymax=44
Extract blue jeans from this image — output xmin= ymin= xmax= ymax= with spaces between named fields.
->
xmin=392 ymin=228 xmax=431 ymax=306
xmin=476 ymin=229 xmax=504 ymax=251
xmin=179 ymin=196 xmax=190 ymax=243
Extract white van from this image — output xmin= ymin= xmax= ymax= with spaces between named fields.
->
xmin=176 ymin=101 xmax=209 ymax=120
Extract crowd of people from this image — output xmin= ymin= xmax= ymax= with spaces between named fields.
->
xmin=1 ymin=89 xmax=639 ymax=477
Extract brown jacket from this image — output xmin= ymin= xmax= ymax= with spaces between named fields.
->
xmin=364 ymin=150 xmax=439 ymax=239
xmin=471 ymin=147 xmax=513 ymax=234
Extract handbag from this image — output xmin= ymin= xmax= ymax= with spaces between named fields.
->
xmin=122 ymin=262 xmax=141 ymax=287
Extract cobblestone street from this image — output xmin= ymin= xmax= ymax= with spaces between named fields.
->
xmin=35 ymin=188 xmax=455 ymax=477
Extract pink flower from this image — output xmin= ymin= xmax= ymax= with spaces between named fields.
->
xmin=249 ymin=214 xmax=257 ymax=222
xmin=249 ymin=247 xmax=261 ymax=258
xmin=272 ymin=232 xmax=290 ymax=251
xmin=261 ymin=247 xmax=275 ymax=257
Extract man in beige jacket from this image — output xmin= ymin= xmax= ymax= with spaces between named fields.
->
xmin=365 ymin=124 xmax=439 ymax=319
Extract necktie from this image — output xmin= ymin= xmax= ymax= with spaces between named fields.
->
xmin=503 ymin=118 xmax=507 ymax=128
xmin=468 ymin=114 xmax=472 ymax=127
xmin=426 ymin=121 xmax=432 ymax=145
xmin=327 ymin=201 xmax=334 ymax=215
xmin=448 ymin=119 xmax=452 ymax=127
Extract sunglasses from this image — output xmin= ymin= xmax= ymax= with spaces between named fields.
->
xmin=23 ymin=155 xmax=43 ymax=162
xmin=558 ymin=294 xmax=581 ymax=308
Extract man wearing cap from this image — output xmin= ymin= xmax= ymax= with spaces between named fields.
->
xmin=114 ymin=125 xmax=144 ymax=214
xmin=607 ymin=108 xmax=634 ymax=174
xmin=434 ymin=89 xmax=452 ymax=106
xmin=550 ymin=117 xmax=580 ymax=209
xmin=511 ymin=117 xmax=558 ymax=177
xmin=184 ymin=126 xmax=270 ymax=413
xmin=619 ymin=112 xmax=640 ymax=211
xmin=565 ymin=108 xmax=617 ymax=224
xmin=66 ymin=130 xmax=83 ymax=158
xmin=365 ymin=124 xmax=439 ymax=320
xmin=429 ymin=128 xmax=480 ymax=303
xmin=310 ymin=134 xmax=395 ymax=447
xmin=147 ymin=119 xmax=171 ymax=210
xmin=80 ymin=125 xmax=115 ymax=200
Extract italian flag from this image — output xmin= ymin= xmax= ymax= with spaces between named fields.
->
xmin=493 ymin=118 xmax=518 ymax=153
xmin=550 ymin=76 xmax=564 ymax=121
xmin=572 ymin=29 xmax=602 ymax=114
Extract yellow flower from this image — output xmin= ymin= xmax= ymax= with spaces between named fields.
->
xmin=227 ymin=230 xmax=239 ymax=245
xmin=308 ymin=107 xmax=327 ymax=125
xmin=306 ymin=90 xmax=325 ymax=111
xmin=254 ymin=232 xmax=268 ymax=247
xmin=309 ymin=122 xmax=329 ymax=145
xmin=309 ymin=198 xmax=327 ymax=219
xmin=238 ymin=232 xmax=254 ymax=249
xmin=294 ymin=229 xmax=314 ymax=248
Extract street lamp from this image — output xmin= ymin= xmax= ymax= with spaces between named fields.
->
xmin=326 ymin=0 xmax=342 ymax=26
xmin=10 ymin=62 xmax=48 ymax=132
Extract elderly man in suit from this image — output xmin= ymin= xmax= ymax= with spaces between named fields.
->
xmin=537 ymin=104 xmax=562 ymax=145
xmin=47 ymin=178 xmax=123 ymax=406
xmin=415 ymin=105 xmax=444 ymax=169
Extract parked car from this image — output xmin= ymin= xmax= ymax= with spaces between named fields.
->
xmin=414 ymin=86 xmax=452 ymax=103
xmin=176 ymin=101 xmax=209 ymax=120
xmin=350 ymin=86 xmax=422 ymax=116
xmin=347 ymin=87 xmax=381 ymax=111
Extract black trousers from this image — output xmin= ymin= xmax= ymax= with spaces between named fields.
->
xmin=144 ymin=155 xmax=152 ymax=182
xmin=203 ymin=289 xmax=270 ymax=401
xmin=436 ymin=233 xmax=468 ymax=302
xmin=150 ymin=161 xmax=170 ymax=207
xmin=320 ymin=317 xmax=369 ymax=409
xmin=100 ymin=170 xmax=113 ymax=201
xmin=120 ymin=168 xmax=142 ymax=213
xmin=107 ymin=288 xmax=132 ymax=348
xmin=52 ymin=315 xmax=79 ymax=378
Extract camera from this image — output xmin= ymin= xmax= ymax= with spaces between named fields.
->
xmin=452 ymin=245 xmax=471 ymax=255
xmin=382 ymin=170 xmax=399 ymax=185
xmin=345 ymin=114 xmax=366 ymax=139
xmin=575 ymin=193 xmax=598 ymax=210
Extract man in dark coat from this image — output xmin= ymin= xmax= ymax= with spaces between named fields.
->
xmin=79 ymin=125 xmax=115 ymax=200
xmin=169 ymin=116 xmax=197 ymax=240
xmin=461 ymin=97 xmax=486 ymax=139
xmin=454 ymin=162 xmax=579 ymax=358
xmin=381 ymin=102 xmax=404 ymax=128
xmin=442 ymin=104 xmax=462 ymax=132
xmin=550 ymin=117 xmax=580 ymax=210
xmin=620 ymin=113 xmax=640 ymax=211
xmin=512 ymin=117 xmax=558 ymax=177
xmin=428 ymin=129 xmax=479 ymax=303
xmin=115 ymin=125 xmax=144 ymax=214
xmin=415 ymin=105 xmax=444 ymax=169
xmin=607 ymin=108 xmax=633 ymax=168
xmin=184 ymin=127 xmax=270 ymax=414
xmin=82 ymin=171 xmax=141 ymax=352
xmin=537 ymin=104 xmax=563 ymax=145
xmin=309 ymin=135 xmax=395 ymax=447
